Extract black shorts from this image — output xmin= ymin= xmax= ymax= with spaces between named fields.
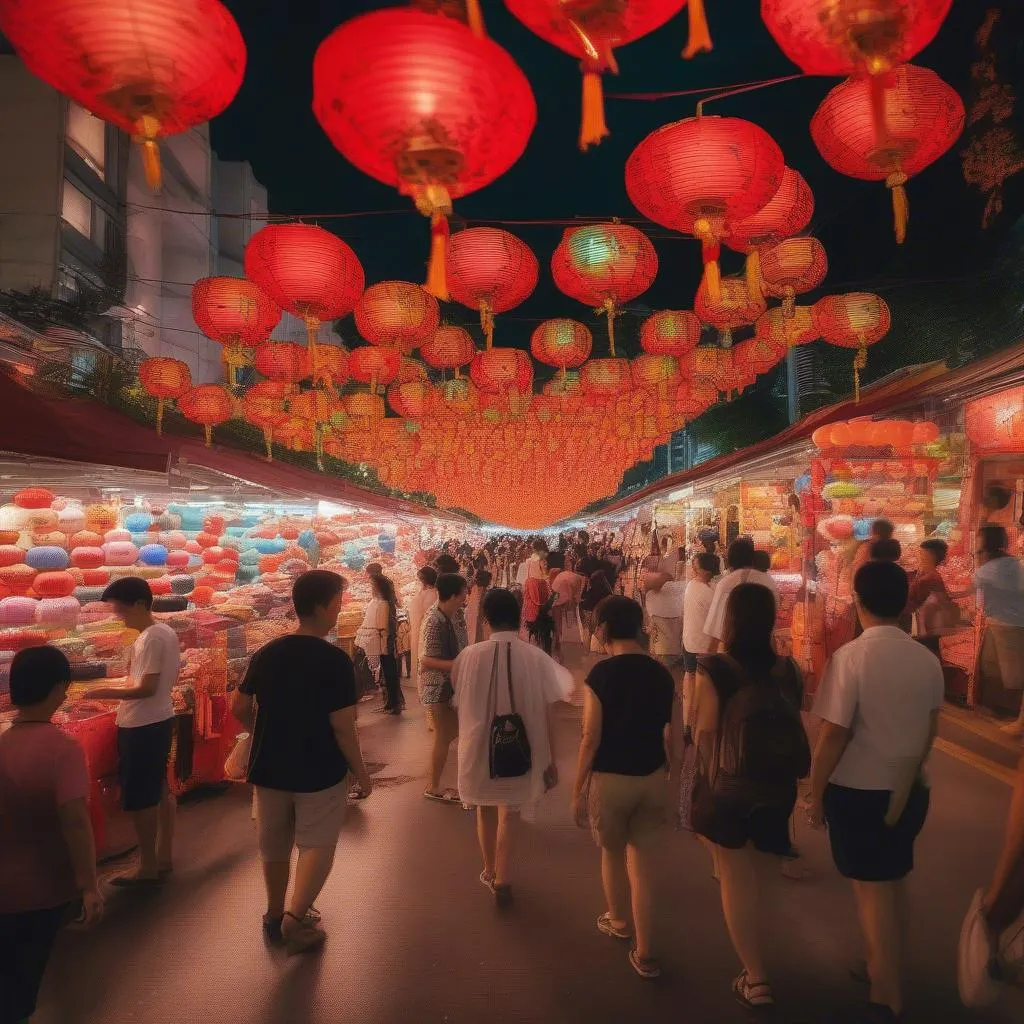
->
xmin=117 ymin=718 xmax=174 ymax=812
xmin=692 ymin=785 xmax=797 ymax=856
xmin=0 ymin=903 xmax=70 ymax=1022
xmin=682 ymin=650 xmax=699 ymax=673
xmin=824 ymin=782 xmax=930 ymax=882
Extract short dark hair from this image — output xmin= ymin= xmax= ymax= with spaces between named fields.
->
xmin=434 ymin=554 xmax=459 ymax=574
xmin=365 ymin=562 xmax=383 ymax=578
xmin=10 ymin=645 xmax=71 ymax=707
xmin=292 ymin=570 xmax=345 ymax=618
xmin=532 ymin=538 xmax=548 ymax=554
xmin=101 ymin=576 xmax=153 ymax=609
xmin=482 ymin=587 xmax=520 ymax=630
xmin=594 ymin=595 xmax=643 ymax=641
xmin=752 ymin=550 xmax=771 ymax=573
xmin=695 ymin=552 xmax=719 ymax=575
xmin=727 ymin=537 xmax=756 ymax=570
xmin=979 ymin=524 xmax=1008 ymax=557
xmin=417 ymin=565 xmax=438 ymax=587
xmin=854 ymin=560 xmax=909 ymax=619
xmin=436 ymin=572 xmax=468 ymax=602
xmin=474 ymin=569 xmax=492 ymax=588
xmin=871 ymin=518 xmax=895 ymax=541
xmin=920 ymin=539 xmax=948 ymax=565
xmin=870 ymin=538 xmax=902 ymax=562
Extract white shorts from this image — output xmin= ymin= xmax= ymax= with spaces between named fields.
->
xmin=254 ymin=781 xmax=348 ymax=862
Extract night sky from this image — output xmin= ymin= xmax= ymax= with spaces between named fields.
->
xmin=210 ymin=1 xmax=1024 ymax=471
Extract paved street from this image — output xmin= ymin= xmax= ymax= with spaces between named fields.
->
xmin=35 ymin=670 xmax=1024 ymax=1024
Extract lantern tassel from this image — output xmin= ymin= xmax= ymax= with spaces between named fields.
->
xmin=465 ymin=0 xmax=485 ymax=38
xmin=694 ymin=219 xmax=721 ymax=302
xmin=783 ymin=287 xmax=796 ymax=319
xmin=853 ymin=344 xmax=868 ymax=404
xmin=425 ymin=210 xmax=450 ymax=301
xmin=579 ymin=71 xmax=610 ymax=151
xmin=480 ymin=300 xmax=495 ymax=350
xmin=683 ymin=0 xmax=713 ymax=59
xmin=887 ymin=171 xmax=909 ymax=244
xmin=745 ymin=249 xmax=764 ymax=305
xmin=133 ymin=116 xmax=163 ymax=191
xmin=155 ymin=398 xmax=164 ymax=437
xmin=204 ymin=424 xmax=213 ymax=448
xmin=601 ymin=298 xmax=618 ymax=357
xmin=265 ymin=428 xmax=274 ymax=461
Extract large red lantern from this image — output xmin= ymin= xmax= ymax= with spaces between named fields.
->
xmin=254 ymin=342 xmax=310 ymax=384
xmin=243 ymin=224 xmax=364 ymax=374
xmin=732 ymin=336 xmax=785 ymax=379
xmin=530 ymin=319 xmax=593 ymax=374
xmin=551 ymin=223 xmax=658 ymax=356
xmin=504 ymin=0 xmax=687 ymax=149
xmin=640 ymin=310 xmax=702 ymax=357
xmin=421 ymin=326 xmax=476 ymax=376
xmin=813 ymin=292 xmax=891 ymax=400
xmin=447 ymin=228 xmax=538 ymax=348
xmin=354 ymin=282 xmax=440 ymax=354
xmin=0 ymin=0 xmax=245 ymax=190
xmin=388 ymin=380 xmax=435 ymax=420
xmin=580 ymin=358 xmax=631 ymax=402
xmin=810 ymin=64 xmax=964 ymax=243
xmin=139 ymin=357 xmax=192 ymax=436
xmin=178 ymin=385 xmax=233 ymax=447
xmin=755 ymin=306 xmax=818 ymax=348
xmin=627 ymin=115 xmax=785 ymax=302
xmin=312 ymin=9 xmax=536 ymax=300
xmin=758 ymin=237 xmax=828 ymax=315
xmin=632 ymin=354 xmax=681 ymax=392
xmin=192 ymin=277 xmax=280 ymax=383
xmin=470 ymin=349 xmax=533 ymax=396
xmin=348 ymin=346 xmax=401 ymax=392
xmin=695 ymin=277 xmax=766 ymax=345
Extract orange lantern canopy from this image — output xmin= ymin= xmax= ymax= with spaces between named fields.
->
xmin=530 ymin=319 xmax=593 ymax=375
xmin=758 ymin=237 xmax=828 ymax=316
xmin=813 ymin=292 xmax=891 ymax=400
xmin=0 ymin=0 xmax=246 ymax=190
xmin=354 ymin=282 xmax=440 ymax=354
xmin=178 ymin=385 xmax=233 ymax=446
xmin=139 ymin=357 xmax=192 ymax=435
xmin=191 ymin=276 xmax=280 ymax=383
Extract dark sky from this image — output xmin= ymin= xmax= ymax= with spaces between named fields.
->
xmin=211 ymin=1 xmax=1024 ymax=392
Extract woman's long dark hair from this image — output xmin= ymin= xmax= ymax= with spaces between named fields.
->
xmin=723 ymin=583 xmax=777 ymax=673
xmin=588 ymin=570 xmax=613 ymax=600
xmin=372 ymin=573 xmax=398 ymax=611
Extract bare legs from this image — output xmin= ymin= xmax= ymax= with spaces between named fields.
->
xmin=476 ymin=805 xmax=519 ymax=884
xmin=129 ymin=788 xmax=174 ymax=879
xmin=852 ymin=879 xmax=908 ymax=1015
xmin=428 ymin=704 xmax=459 ymax=793
xmin=263 ymin=860 xmax=290 ymax=919
xmin=716 ymin=844 xmax=768 ymax=984
xmin=157 ymin=791 xmax=175 ymax=872
xmin=600 ymin=843 xmax=657 ymax=960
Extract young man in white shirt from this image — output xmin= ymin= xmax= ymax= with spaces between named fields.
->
xmin=90 ymin=578 xmax=182 ymax=886
xmin=703 ymin=537 xmax=779 ymax=652
xmin=680 ymin=552 xmax=718 ymax=726
xmin=807 ymin=560 xmax=944 ymax=1024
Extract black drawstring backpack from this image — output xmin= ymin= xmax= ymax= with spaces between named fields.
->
xmin=487 ymin=642 xmax=532 ymax=779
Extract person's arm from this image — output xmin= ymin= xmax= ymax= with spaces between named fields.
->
xmin=231 ymin=690 xmax=256 ymax=728
xmin=57 ymin=798 xmax=103 ymax=924
xmin=330 ymin=706 xmax=372 ymax=794
xmin=88 ymin=672 xmax=160 ymax=702
xmin=572 ymin=688 xmax=603 ymax=820
xmin=805 ymin=654 xmax=856 ymax=826
xmin=807 ymin=722 xmax=852 ymax=817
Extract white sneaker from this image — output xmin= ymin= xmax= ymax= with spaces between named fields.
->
xmin=958 ymin=889 xmax=1000 ymax=1007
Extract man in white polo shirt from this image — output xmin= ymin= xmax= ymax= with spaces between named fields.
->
xmin=807 ymin=560 xmax=943 ymax=1024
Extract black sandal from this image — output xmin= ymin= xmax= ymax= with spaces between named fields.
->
xmin=732 ymin=971 xmax=774 ymax=1009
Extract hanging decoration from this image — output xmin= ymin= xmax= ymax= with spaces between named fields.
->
xmin=695 ymin=276 xmax=766 ymax=346
xmin=0 ymin=0 xmax=246 ymax=191
xmin=348 ymin=346 xmax=402 ymax=394
xmin=421 ymin=326 xmax=477 ymax=378
xmin=530 ymin=319 xmax=593 ymax=377
xmin=758 ymin=237 xmax=828 ymax=315
xmin=241 ymin=384 xmax=291 ymax=461
xmin=412 ymin=0 xmax=487 ymax=38
xmin=312 ymin=8 xmax=536 ymax=300
xmin=177 ymin=385 xmax=234 ymax=447
xmin=550 ymin=223 xmax=658 ymax=356
xmin=354 ymin=282 xmax=440 ymax=355
xmin=813 ymin=292 xmax=891 ymax=401
xmin=810 ymin=64 xmax=965 ymax=242
xmin=626 ymin=115 xmax=785 ymax=303
xmin=754 ymin=306 xmax=818 ymax=348
xmin=253 ymin=342 xmax=311 ymax=385
xmin=446 ymin=228 xmax=539 ymax=349
xmin=504 ymin=0 xmax=686 ymax=149
xmin=138 ymin=358 xmax=192 ymax=436
xmin=640 ymin=310 xmax=702 ymax=357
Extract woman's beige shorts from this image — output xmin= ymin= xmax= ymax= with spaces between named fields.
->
xmin=588 ymin=769 xmax=668 ymax=850
xmin=254 ymin=781 xmax=348 ymax=862
xmin=982 ymin=620 xmax=1024 ymax=691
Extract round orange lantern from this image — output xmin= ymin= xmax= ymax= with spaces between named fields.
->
xmin=640 ymin=310 xmax=702 ymax=358
xmin=755 ymin=306 xmax=818 ymax=348
xmin=580 ymin=358 xmax=631 ymax=402
xmin=139 ymin=357 xmax=192 ymax=435
xmin=758 ymin=237 xmax=828 ymax=316
xmin=912 ymin=421 xmax=940 ymax=445
xmin=178 ymin=385 xmax=233 ymax=447
xmin=421 ymin=326 xmax=476 ymax=377
xmin=812 ymin=425 xmax=834 ymax=449
xmin=813 ymin=292 xmax=891 ymax=400
xmin=388 ymin=380 xmax=435 ymax=420
xmin=470 ymin=349 xmax=533 ymax=396
xmin=830 ymin=422 xmax=853 ymax=447
xmin=354 ymin=282 xmax=440 ymax=354
xmin=191 ymin=276 xmax=280 ymax=383
xmin=695 ymin=277 xmax=766 ymax=345
xmin=348 ymin=346 xmax=401 ymax=393
xmin=397 ymin=357 xmax=429 ymax=383
xmin=0 ymin=0 xmax=246 ymax=190
xmin=530 ymin=320 xmax=593 ymax=375
xmin=253 ymin=342 xmax=310 ymax=384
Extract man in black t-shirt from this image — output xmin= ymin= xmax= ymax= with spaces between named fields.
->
xmin=231 ymin=570 xmax=371 ymax=956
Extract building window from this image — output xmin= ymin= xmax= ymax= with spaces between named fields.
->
xmin=61 ymin=180 xmax=92 ymax=238
xmin=57 ymin=267 xmax=81 ymax=303
xmin=66 ymin=102 xmax=105 ymax=178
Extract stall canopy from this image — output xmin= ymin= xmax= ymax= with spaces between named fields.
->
xmin=0 ymin=371 xmax=457 ymax=520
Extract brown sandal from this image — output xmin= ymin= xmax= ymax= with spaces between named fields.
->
xmin=282 ymin=911 xmax=326 ymax=956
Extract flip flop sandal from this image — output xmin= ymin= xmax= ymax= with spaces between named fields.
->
xmin=424 ymin=788 xmax=461 ymax=804
xmin=597 ymin=912 xmax=631 ymax=940
xmin=629 ymin=949 xmax=661 ymax=979
xmin=349 ymin=785 xmax=370 ymax=800
xmin=109 ymin=875 xmax=163 ymax=889
xmin=282 ymin=912 xmax=326 ymax=957
xmin=732 ymin=971 xmax=774 ymax=1008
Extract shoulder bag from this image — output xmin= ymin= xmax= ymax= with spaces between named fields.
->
xmin=488 ymin=642 xmax=532 ymax=779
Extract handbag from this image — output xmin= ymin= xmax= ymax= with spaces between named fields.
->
xmin=223 ymin=730 xmax=252 ymax=782
xmin=487 ymin=642 xmax=532 ymax=779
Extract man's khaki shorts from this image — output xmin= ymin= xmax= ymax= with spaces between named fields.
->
xmin=588 ymin=769 xmax=668 ymax=850
xmin=982 ymin=621 xmax=1024 ymax=690
xmin=254 ymin=781 xmax=348 ymax=862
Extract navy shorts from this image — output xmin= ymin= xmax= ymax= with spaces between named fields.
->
xmin=824 ymin=782 xmax=930 ymax=882
xmin=117 ymin=718 xmax=174 ymax=812
xmin=681 ymin=650 xmax=699 ymax=673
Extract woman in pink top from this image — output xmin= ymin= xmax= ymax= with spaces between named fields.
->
xmin=0 ymin=646 xmax=103 ymax=1023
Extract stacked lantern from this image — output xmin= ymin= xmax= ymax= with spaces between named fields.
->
xmin=813 ymin=292 xmax=891 ymax=400
xmin=530 ymin=319 xmax=593 ymax=377
xmin=354 ymin=282 xmax=440 ymax=355
xmin=421 ymin=326 xmax=477 ymax=378
xmin=178 ymin=385 xmax=234 ymax=447
xmin=758 ymin=237 xmax=828 ymax=315
xmin=139 ymin=358 xmax=192 ymax=436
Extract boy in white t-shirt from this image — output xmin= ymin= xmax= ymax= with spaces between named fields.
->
xmin=90 ymin=577 xmax=181 ymax=886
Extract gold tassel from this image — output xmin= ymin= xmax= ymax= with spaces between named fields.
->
xmin=425 ymin=210 xmax=450 ymax=301
xmin=155 ymin=398 xmax=164 ymax=437
xmin=694 ymin=217 xmax=721 ymax=303
xmin=853 ymin=344 xmax=868 ymax=403
xmin=480 ymin=299 xmax=494 ymax=350
xmin=683 ymin=0 xmax=713 ymax=59
xmin=603 ymin=297 xmax=618 ymax=357
xmin=465 ymin=0 xmax=485 ymax=38
xmin=265 ymin=428 xmax=274 ymax=461
xmin=204 ymin=424 xmax=213 ymax=447
xmin=745 ymin=248 xmax=764 ymax=305
xmin=579 ymin=71 xmax=610 ymax=151
xmin=783 ymin=287 xmax=796 ymax=318
xmin=134 ymin=115 xmax=163 ymax=191
xmin=887 ymin=171 xmax=909 ymax=244
xmin=701 ymin=259 xmax=721 ymax=304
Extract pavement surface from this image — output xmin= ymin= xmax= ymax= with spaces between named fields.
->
xmin=35 ymin=654 xmax=1024 ymax=1024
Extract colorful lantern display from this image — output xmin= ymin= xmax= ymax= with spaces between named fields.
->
xmin=530 ymin=320 xmax=593 ymax=375
xmin=138 ymin=357 xmax=192 ymax=435
xmin=551 ymin=223 xmax=658 ymax=356
xmin=0 ymin=0 xmax=246 ymax=190
xmin=813 ymin=292 xmax=891 ymax=400
xmin=177 ymin=385 xmax=234 ymax=447
xmin=312 ymin=8 xmax=536 ymax=300
xmin=640 ymin=310 xmax=703 ymax=357
xmin=446 ymin=228 xmax=538 ymax=348
xmin=626 ymin=115 xmax=785 ymax=302
xmin=191 ymin=276 xmax=281 ymax=384
xmin=241 ymin=388 xmax=289 ymax=461
xmin=504 ymin=0 xmax=687 ymax=148
xmin=810 ymin=64 xmax=965 ymax=243
xmin=354 ymin=282 xmax=440 ymax=354
xmin=758 ymin=237 xmax=828 ymax=315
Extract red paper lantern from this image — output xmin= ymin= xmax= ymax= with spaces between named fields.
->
xmin=640 ymin=310 xmax=702 ymax=357
xmin=139 ymin=357 xmax=192 ymax=435
xmin=178 ymin=385 xmax=233 ymax=447
xmin=758 ymin=237 xmax=828 ymax=315
xmin=627 ymin=116 xmax=785 ymax=303
xmin=530 ymin=320 xmax=593 ymax=372
xmin=0 ymin=0 xmax=245 ymax=190
xmin=470 ymin=349 xmax=533 ymax=395
xmin=632 ymin=354 xmax=681 ymax=392
xmin=580 ymin=358 xmax=631 ymax=401
xmin=912 ymin=421 xmax=940 ymax=445
xmin=388 ymin=380 xmax=435 ymax=420
xmin=348 ymin=346 xmax=401 ymax=392
xmin=289 ymin=389 xmax=344 ymax=425
xmin=397 ymin=358 xmax=429 ymax=383
xmin=244 ymin=224 xmax=364 ymax=367
xmin=446 ymin=228 xmax=538 ymax=348
xmin=695 ymin=277 xmax=767 ymax=344
xmin=254 ymin=342 xmax=310 ymax=384
xmin=810 ymin=64 xmax=964 ymax=243
xmin=674 ymin=377 xmax=718 ymax=418
xmin=551 ymin=223 xmax=658 ymax=356
xmin=761 ymin=0 xmax=952 ymax=77
xmin=192 ymin=277 xmax=280 ymax=382
xmin=754 ymin=306 xmax=818 ymax=348
xmin=732 ymin=337 xmax=785 ymax=378
xmin=354 ymin=282 xmax=440 ymax=354
xmin=312 ymin=8 xmax=535 ymax=300
xmin=421 ymin=327 xmax=476 ymax=375
xmin=813 ymin=292 xmax=891 ymax=400
xmin=504 ymin=0 xmax=688 ymax=149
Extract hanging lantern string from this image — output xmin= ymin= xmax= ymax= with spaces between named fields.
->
xmin=694 ymin=74 xmax=806 ymax=118
xmin=607 ymin=73 xmax=805 ymax=104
